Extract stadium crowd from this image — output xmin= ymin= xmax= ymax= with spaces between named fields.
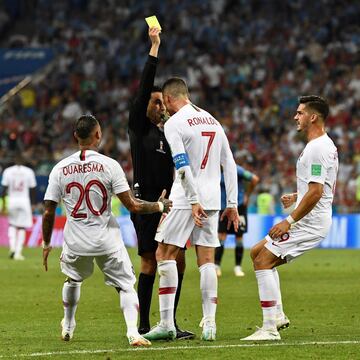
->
xmin=0 ymin=0 xmax=359 ymax=213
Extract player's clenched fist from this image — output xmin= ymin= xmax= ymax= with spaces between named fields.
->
xmin=281 ymin=193 xmax=297 ymax=209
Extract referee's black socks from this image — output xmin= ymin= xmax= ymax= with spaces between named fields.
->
xmin=138 ymin=273 xmax=155 ymax=331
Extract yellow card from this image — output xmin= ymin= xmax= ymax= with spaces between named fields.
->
xmin=145 ymin=15 xmax=162 ymax=30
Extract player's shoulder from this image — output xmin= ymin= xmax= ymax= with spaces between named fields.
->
xmin=88 ymin=151 xmax=123 ymax=173
xmin=22 ymin=165 xmax=35 ymax=174
xmin=310 ymin=134 xmax=336 ymax=152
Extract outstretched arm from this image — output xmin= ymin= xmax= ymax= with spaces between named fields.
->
xmin=117 ymin=189 xmax=172 ymax=214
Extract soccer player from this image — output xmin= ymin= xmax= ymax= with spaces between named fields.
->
xmin=1 ymin=154 xmax=37 ymax=260
xmin=42 ymin=115 xmax=172 ymax=346
xmin=241 ymin=95 xmax=338 ymax=341
xmin=128 ymin=27 xmax=193 ymax=339
xmin=215 ymin=165 xmax=259 ymax=277
xmin=143 ymin=78 xmax=240 ymax=341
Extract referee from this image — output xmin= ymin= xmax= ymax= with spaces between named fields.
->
xmin=128 ymin=27 xmax=194 ymax=339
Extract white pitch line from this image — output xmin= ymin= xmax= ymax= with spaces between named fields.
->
xmin=1 ymin=340 xmax=360 ymax=358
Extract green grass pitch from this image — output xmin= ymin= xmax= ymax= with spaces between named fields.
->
xmin=0 ymin=247 xmax=359 ymax=359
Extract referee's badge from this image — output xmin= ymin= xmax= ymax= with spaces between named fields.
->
xmin=156 ymin=140 xmax=166 ymax=154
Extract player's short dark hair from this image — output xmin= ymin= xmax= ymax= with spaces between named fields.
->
xmin=162 ymin=77 xmax=189 ymax=98
xmin=299 ymin=95 xmax=329 ymax=120
xmin=75 ymin=115 xmax=99 ymax=139
xmin=152 ymin=85 xmax=162 ymax=93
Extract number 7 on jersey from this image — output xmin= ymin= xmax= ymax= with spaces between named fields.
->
xmin=200 ymin=131 xmax=216 ymax=169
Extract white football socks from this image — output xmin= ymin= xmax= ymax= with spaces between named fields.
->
xmin=15 ymin=228 xmax=26 ymax=258
xmin=158 ymin=260 xmax=178 ymax=328
xmin=8 ymin=226 xmax=16 ymax=254
xmin=272 ymin=268 xmax=285 ymax=319
xmin=255 ymin=269 xmax=277 ymax=331
xmin=199 ymin=263 xmax=218 ymax=322
xmin=120 ymin=288 xmax=140 ymax=336
xmin=62 ymin=280 xmax=82 ymax=328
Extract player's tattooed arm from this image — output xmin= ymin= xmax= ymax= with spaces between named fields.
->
xmin=117 ymin=190 xmax=172 ymax=214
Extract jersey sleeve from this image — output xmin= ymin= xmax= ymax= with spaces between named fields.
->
xmin=29 ymin=169 xmax=37 ymax=188
xmin=44 ymin=167 xmax=61 ymax=203
xmin=128 ymin=56 xmax=158 ymax=134
xmin=164 ymin=120 xmax=199 ymax=204
xmin=1 ymin=169 xmax=9 ymax=186
xmin=220 ymin=129 xmax=238 ymax=207
xmin=111 ymin=161 xmax=131 ymax=195
xmin=306 ymin=145 xmax=330 ymax=185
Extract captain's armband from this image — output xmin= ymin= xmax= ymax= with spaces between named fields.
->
xmin=173 ymin=153 xmax=189 ymax=170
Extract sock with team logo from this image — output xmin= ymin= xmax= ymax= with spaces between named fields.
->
xmin=199 ymin=263 xmax=218 ymax=320
xmin=62 ymin=280 xmax=82 ymax=328
xmin=255 ymin=269 xmax=277 ymax=331
xmin=8 ymin=225 xmax=16 ymax=254
xmin=120 ymin=288 xmax=140 ymax=336
xmin=15 ymin=228 xmax=26 ymax=257
xmin=158 ymin=260 xmax=177 ymax=328
xmin=272 ymin=268 xmax=285 ymax=318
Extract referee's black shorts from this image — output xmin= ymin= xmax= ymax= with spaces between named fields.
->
xmin=218 ymin=204 xmax=248 ymax=236
xmin=130 ymin=212 xmax=161 ymax=256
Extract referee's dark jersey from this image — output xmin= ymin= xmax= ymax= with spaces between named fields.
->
xmin=128 ymin=55 xmax=174 ymax=202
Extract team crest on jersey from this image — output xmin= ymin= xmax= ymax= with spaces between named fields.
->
xmin=156 ymin=140 xmax=166 ymax=154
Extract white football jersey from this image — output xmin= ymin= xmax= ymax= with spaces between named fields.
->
xmin=295 ymin=134 xmax=338 ymax=237
xmin=44 ymin=150 xmax=130 ymax=256
xmin=1 ymin=165 xmax=36 ymax=205
xmin=164 ymin=103 xmax=238 ymax=210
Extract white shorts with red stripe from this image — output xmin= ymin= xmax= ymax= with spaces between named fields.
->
xmin=155 ymin=209 xmax=220 ymax=248
xmin=60 ymin=243 xmax=136 ymax=290
xmin=265 ymin=224 xmax=325 ymax=263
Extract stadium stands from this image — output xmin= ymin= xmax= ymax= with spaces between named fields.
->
xmin=0 ymin=0 xmax=359 ymax=213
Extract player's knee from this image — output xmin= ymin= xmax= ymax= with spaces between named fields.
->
xmin=140 ymin=256 xmax=157 ymax=274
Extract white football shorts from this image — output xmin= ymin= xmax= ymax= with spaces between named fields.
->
xmin=8 ymin=200 xmax=33 ymax=228
xmin=265 ymin=224 xmax=325 ymax=263
xmin=155 ymin=209 xmax=220 ymax=248
xmin=60 ymin=244 xmax=136 ymax=290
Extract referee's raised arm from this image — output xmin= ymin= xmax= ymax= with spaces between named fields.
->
xmin=128 ymin=27 xmax=161 ymax=132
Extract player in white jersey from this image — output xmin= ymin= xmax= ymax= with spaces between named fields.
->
xmin=1 ymin=155 xmax=37 ymax=260
xmin=143 ymin=77 xmax=240 ymax=342
xmin=242 ymin=96 xmax=338 ymax=341
xmin=42 ymin=115 xmax=172 ymax=346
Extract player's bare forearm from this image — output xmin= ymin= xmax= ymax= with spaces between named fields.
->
xmin=290 ymin=184 xmax=322 ymax=222
xmin=42 ymin=201 xmax=57 ymax=245
xmin=118 ymin=190 xmax=172 ymax=214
